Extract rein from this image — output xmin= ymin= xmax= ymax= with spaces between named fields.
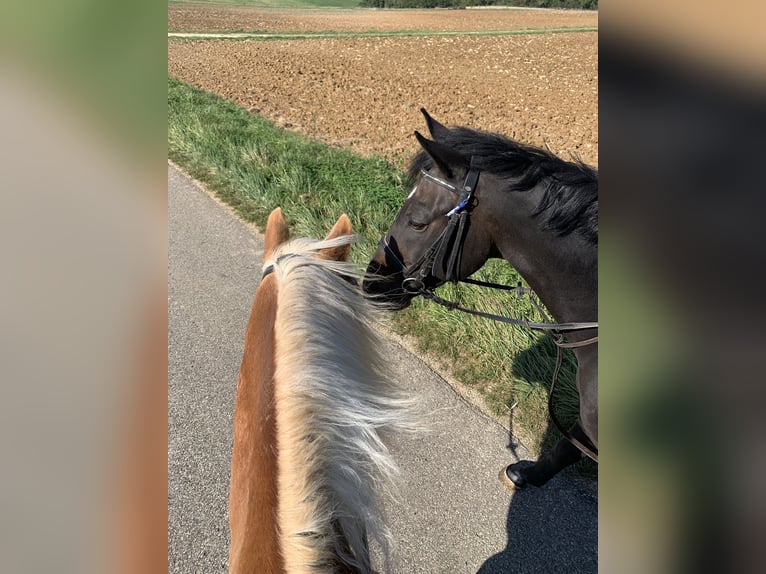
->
xmin=418 ymin=278 xmax=599 ymax=463
xmin=420 ymin=282 xmax=598 ymax=462
xmin=381 ymin=162 xmax=599 ymax=462
xmin=419 ymin=284 xmax=598 ymax=335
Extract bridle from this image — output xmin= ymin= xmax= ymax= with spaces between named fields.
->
xmin=379 ymin=162 xmax=480 ymax=293
xmin=378 ymin=160 xmax=599 ymax=462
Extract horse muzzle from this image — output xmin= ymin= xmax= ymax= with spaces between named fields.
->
xmin=362 ymin=261 xmax=414 ymax=310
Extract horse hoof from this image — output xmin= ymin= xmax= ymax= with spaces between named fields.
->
xmin=499 ymin=465 xmax=527 ymax=490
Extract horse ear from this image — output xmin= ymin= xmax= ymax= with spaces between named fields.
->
xmin=318 ymin=213 xmax=352 ymax=262
xmin=421 ymin=108 xmax=450 ymax=141
xmin=414 ymin=131 xmax=469 ymax=179
xmin=264 ymin=207 xmax=290 ymax=259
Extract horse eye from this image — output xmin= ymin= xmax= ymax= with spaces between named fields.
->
xmin=408 ymin=221 xmax=428 ymax=232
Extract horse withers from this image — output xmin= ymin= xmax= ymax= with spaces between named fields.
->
xmin=229 ymin=208 xmax=413 ymax=574
xmin=364 ymin=109 xmax=598 ymax=488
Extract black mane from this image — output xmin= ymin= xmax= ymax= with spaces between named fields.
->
xmin=409 ymin=126 xmax=598 ymax=245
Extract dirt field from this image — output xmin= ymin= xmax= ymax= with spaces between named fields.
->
xmin=168 ymin=7 xmax=597 ymax=166
xmin=168 ymin=5 xmax=598 ymax=33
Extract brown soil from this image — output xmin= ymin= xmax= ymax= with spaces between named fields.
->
xmin=168 ymin=5 xmax=598 ymax=33
xmin=168 ymin=7 xmax=597 ymax=166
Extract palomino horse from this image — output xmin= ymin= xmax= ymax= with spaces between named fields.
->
xmin=229 ymin=208 xmax=411 ymax=573
xmin=364 ymin=110 xmax=597 ymax=488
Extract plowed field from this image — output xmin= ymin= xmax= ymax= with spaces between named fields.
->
xmin=168 ymin=7 xmax=598 ymax=165
xmin=168 ymin=5 xmax=598 ymax=33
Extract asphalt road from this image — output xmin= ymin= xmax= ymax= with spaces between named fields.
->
xmin=168 ymin=163 xmax=597 ymax=573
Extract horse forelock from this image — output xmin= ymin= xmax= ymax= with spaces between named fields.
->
xmin=268 ymin=239 xmax=415 ymax=573
xmin=408 ymin=125 xmax=598 ymax=245
xmin=263 ymin=236 xmax=360 ymax=282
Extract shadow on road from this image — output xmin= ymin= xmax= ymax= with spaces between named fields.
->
xmin=475 ymin=482 xmax=597 ymax=573
xmin=476 ymin=337 xmax=598 ymax=573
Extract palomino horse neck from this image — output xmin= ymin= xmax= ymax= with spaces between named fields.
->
xmin=229 ymin=271 xmax=283 ymax=573
xmin=230 ymin=209 xmax=412 ymax=573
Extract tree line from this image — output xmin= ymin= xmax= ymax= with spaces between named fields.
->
xmin=358 ymin=0 xmax=597 ymax=9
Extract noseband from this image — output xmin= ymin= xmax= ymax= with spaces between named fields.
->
xmin=379 ymin=162 xmax=480 ymax=292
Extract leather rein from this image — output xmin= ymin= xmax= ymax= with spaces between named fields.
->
xmin=379 ymin=162 xmax=599 ymax=462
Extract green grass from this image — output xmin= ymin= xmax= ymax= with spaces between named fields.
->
xmin=168 ymin=75 xmax=594 ymax=475
xmin=167 ymin=26 xmax=598 ymax=38
xmin=168 ymin=76 xmax=404 ymax=257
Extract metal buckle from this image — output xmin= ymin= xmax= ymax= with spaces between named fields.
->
xmin=402 ymin=277 xmax=425 ymax=294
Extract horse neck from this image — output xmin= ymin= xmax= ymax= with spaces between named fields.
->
xmin=271 ymin=259 xmax=403 ymax=574
xmin=482 ymin=188 xmax=597 ymax=326
xmin=229 ymin=275 xmax=285 ymax=574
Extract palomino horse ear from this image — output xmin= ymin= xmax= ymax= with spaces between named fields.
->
xmin=421 ymin=108 xmax=450 ymax=141
xmin=264 ymin=207 xmax=290 ymax=259
xmin=318 ymin=213 xmax=353 ymax=262
xmin=414 ymin=131 xmax=469 ymax=179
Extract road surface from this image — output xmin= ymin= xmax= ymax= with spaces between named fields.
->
xmin=168 ymin=163 xmax=597 ymax=573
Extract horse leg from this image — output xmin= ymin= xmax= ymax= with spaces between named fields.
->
xmin=501 ymin=420 xmax=592 ymax=488
xmin=501 ymin=345 xmax=599 ymax=488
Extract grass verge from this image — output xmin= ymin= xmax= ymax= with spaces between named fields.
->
xmin=168 ymin=75 xmax=595 ymax=476
xmin=167 ymin=26 xmax=598 ymax=39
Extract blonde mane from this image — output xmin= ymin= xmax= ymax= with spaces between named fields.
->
xmin=265 ymin=236 xmax=414 ymax=573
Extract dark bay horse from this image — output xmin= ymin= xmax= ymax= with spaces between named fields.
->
xmin=364 ymin=110 xmax=597 ymax=488
xmin=229 ymin=208 xmax=412 ymax=573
